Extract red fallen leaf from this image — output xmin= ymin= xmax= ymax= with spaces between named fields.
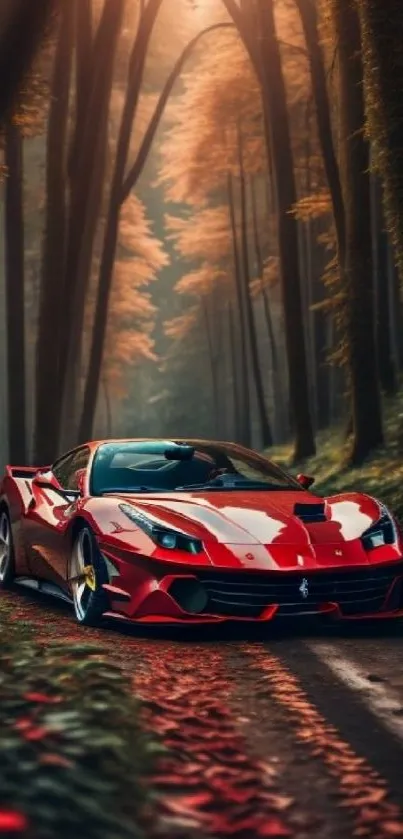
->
xmin=161 ymin=792 xmax=213 ymax=818
xmin=381 ymin=822 xmax=403 ymax=836
xmin=255 ymin=818 xmax=292 ymax=837
xmin=23 ymin=692 xmax=61 ymax=704
xmin=348 ymin=788 xmax=387 ymax=807
xmin=24 ymin=726 xmax=49 ymax=742
xmin=14 ymin=719 xmax=33 ymax=733
xmin=265 ymin=794 xmax=294 ymax=811
xmin=0 ymin=810 xmax=28 ymax=832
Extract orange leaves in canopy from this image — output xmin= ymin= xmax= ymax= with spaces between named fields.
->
xmin=103 ymin=194 xmax=168 ymax=398
xmin=166 ymin=207 xmax=232 ymax=263
xmin=164 ymin=309 xmax=198 ymax=342
xmin=176 ymin=265 xmax=229 ymax=298
xmin=159 ymin=29 xmax=265 ymax=204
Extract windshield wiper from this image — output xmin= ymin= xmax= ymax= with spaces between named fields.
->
xmin=175 ymin=477 xmax=290 ymax=491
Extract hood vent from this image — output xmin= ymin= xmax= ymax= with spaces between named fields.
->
xmin=293 ymin=502 xmax=326 ymax=523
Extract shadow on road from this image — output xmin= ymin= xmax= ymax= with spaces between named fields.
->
xmin=9 ymin=585 xmax=403 ymax=646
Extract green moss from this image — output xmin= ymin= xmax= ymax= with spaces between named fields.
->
xmin=270 ymin=390 xmax=403 ymax=520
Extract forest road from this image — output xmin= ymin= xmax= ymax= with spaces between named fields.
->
xmin=4 ymin=588 xmax=403 ymax=839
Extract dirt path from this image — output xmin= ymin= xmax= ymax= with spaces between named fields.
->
xmin=3 ymin=589 xmax=403 ymax=839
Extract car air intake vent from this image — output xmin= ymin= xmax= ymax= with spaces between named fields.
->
xmin=293 ymin=502 xmax=326 ymax=523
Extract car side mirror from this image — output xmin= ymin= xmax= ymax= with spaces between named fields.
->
xmin=297 ymin=473 xmax=315 ymax=489
xmin=32 ymin=472 xmax=79 ymax=500
xmin=32 ymin=472 xmax=59 ymax=491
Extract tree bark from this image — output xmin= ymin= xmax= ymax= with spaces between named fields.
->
xmin=228 ymin=302 xmax=243 ymax=443
xmin=357 ymin=0 xmax=403 ymax=281
xmin=227 ymin=174 xmax=252 ymax=447
xmin=0 ymin=0 xmax=56 ymax=122
xmin=255 ymin=0 xmax=315 ymax=461
xmin=33 ymin=2 xmax=74 ymax=463
xmin=371 ymin=174 xmax=397 ymax=395
xmin=250 ymin=177 xmax=281 ymax=435
xmin=4 ymin=118 xmax=26 ymax=463
xmin=56 ymin=0 xmax=124 ymax=450
xmin=238 ymin=129 xmax=272 ymax=448
xmin=294 ymin=0 xmax=346 ymax=261
xmin=334 ymin=0 xmax=383 ymax=464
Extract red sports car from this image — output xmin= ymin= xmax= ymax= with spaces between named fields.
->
xmin=0 ymin=438 xmax=402 ymax=627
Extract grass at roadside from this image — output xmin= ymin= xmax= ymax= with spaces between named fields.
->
xmin=0 ymin=600 xmax=156 ymax=839
xmin=270 ymin=391 xmax=403 ymax=520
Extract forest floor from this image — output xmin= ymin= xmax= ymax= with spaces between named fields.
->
xmin=271 ymin=390 xmax=403 ymax=519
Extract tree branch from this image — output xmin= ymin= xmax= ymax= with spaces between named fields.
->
xmin=120 ymin=21 xmax=234 ymax=203
xmin=220 ymin=0 xmax=261 ymax=80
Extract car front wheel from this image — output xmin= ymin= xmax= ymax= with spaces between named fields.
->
xmin=69 ymin=527 xmax=109 ymax=626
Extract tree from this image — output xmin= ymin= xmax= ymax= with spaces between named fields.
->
xmin=34 ymin=0 xmax=75 ymax=463
xmin=222 ymin=0 xmax=316 ymax=461
xmin=4 ymin=117 xmax=26 ymax=462
xmin=357 ymin=0 xmax=403 ymax=279
xmin=331 ymin=0 xmax=383 ymax=463
xmin=0 ymin=0 xmax=56 ymax=122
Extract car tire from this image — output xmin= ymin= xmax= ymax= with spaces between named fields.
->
xmin=0 ymin=508 xmax=15 ymax=588
xmin=69 ymin=526 xmax=109 ymax=626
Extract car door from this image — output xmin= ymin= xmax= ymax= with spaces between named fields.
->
xmin=26 ymin=447 xmax=91 ymax=585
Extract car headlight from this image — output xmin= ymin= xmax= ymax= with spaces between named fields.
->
xmin=361 ymin=504 xmax=398 ymax=550
xmin=119 ymin=503 xmax=203 ymax=554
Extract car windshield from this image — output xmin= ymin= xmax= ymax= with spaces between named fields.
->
xmin=90 ymin=440 xmax=302 ymax=495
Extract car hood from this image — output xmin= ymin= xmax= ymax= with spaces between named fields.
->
xmin=114 ymin=489 xmax=383 ymax=546
xmin=104 ymin=490 xmax=398 ymax=571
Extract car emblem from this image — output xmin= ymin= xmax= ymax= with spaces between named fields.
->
xmin=299 ymin=578 xmax=309 ymax=599
xmin=335 ymin=549 xmax=343 ymax=557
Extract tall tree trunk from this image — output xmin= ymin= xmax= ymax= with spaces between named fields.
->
xmin=357 ymin=0 xmax=403 ymax=281
xmin=294 ymin=0 xmax=345 ymax=261
xmin=102 ymin=376 xmax=112 ymax=437
xmin=56 ymin=0 xmax=124 ymax=450
xmin=255 ymin=0 xmax=315 ymax=461
xmin=68 ymin=0 xmax=93 ymax=179
xmin=4 ymin=118 xmax=26 ymax=463
xmin=222 ymin=0 xmax=315 ymax=460
xmin=250 ymin=177 xmax=281 ymax=438
xmin=334 ymin=0 xmax=383 ymax=464
xmin=202 ymin=298 xmax=220 ymax=437
xmin=311 ymin=221 xmax=331 ymax=430
xmin=33 ymin=2 xmax=74 ymax=463
xmin=228 ymin=302 xmax=243 ymax=443
xmin=227 ymin=174 xmax=252 ymax=447
xmin=371 ymin=173 xmax=397 ymax=395
xmin=238 ymin=129 xmax=272 ymax=447
xmin=389 ymin=251 xmax=403 ymax=371
xmin=0 ymin=0 xmax=56 ymax=122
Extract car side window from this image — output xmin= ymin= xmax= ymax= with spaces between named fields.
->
xmin=53 ymin=447 xmax=91 ymax=491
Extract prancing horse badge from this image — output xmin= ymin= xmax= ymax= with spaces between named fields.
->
xmin=299 ymin=578 xmax=309 ymax=599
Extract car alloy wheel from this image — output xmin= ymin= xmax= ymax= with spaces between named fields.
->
xmin=69 ymin=527 xmax=108 ymax=625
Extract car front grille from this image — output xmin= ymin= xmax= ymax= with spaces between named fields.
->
xmin=196 ymin=563 xmax=403 ymax=618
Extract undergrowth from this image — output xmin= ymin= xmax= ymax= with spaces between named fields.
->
xmin=271 ymin=390 xmax=403 ymax=520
